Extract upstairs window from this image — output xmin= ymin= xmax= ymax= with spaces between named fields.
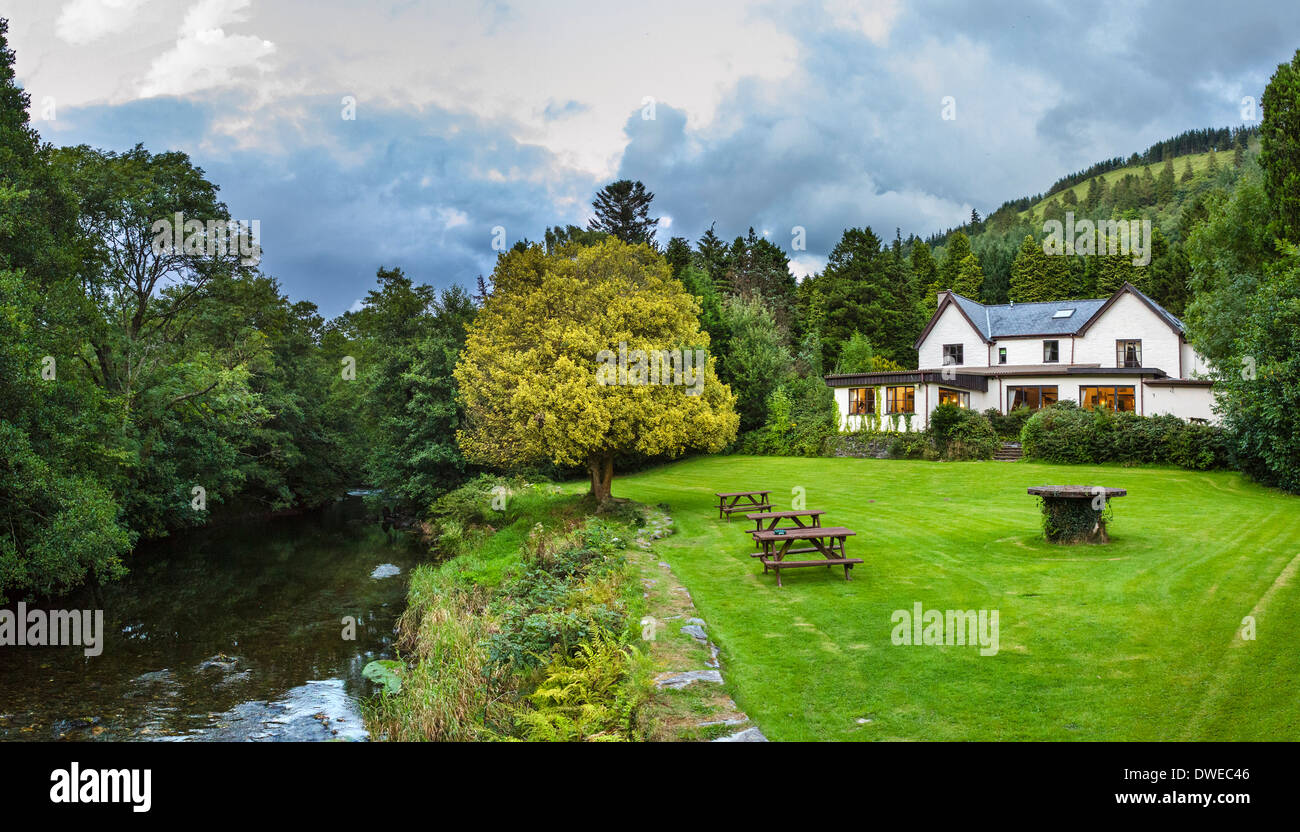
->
xmin=998 ymin=347 xmax=1007 ymax=364
xmin=942 ymin=344 xmax=963 ymax=366
xmin=1043 ymin=340 xmax=1059 ymax=363
xmin=1117 ymin=340 xmax=1142 ymax=368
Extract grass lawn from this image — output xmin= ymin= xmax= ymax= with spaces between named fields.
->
xmin=593 ymin=455 xmax=1300 ymax=741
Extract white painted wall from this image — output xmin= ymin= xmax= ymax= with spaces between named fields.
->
xmin=917 ymin=303 xmax=988 ymax=369
xmin=1181 ymin=340 xmax=1212 ymax=377
xmin=1074 ymin=293 xmax=1180 ymax=372
xmin=1143 ymin=383 xmax=1217 ymax=422
xmin=988 ymin=335 xmax=1075 ymax=367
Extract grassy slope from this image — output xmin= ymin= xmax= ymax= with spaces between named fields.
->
xmin=587 ymin=455 xmax=1300 ymax=741
xmin=1017 ymin=143 xmax=1257 ymax=220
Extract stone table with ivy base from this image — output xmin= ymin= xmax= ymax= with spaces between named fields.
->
xmin=1027 ymin=486 xmax=1127 ymax=544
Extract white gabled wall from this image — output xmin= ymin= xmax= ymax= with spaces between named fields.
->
xmin=917 ymin=302 xmax=988 ymax=369
xmin=1074 ymin=292 xmax=1180 ymax=372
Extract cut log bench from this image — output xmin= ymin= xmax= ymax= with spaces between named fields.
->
xmin=744 ymin=509 xmax=824 ymax=547
xmin=1027 ymin=485 xmax=1127 ymax=544
xmin=752 ymin=526 xmax=862 ymax=588
xmin=715 ymin=490 xmax=772 ymax=520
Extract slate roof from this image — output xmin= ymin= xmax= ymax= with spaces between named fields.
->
xmin=945 ymin=284 xmax=1183 ymax=340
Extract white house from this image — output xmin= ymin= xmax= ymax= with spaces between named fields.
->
xmin=826 ymin=282 xmax=1216 ymax=432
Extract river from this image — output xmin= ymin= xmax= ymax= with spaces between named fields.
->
xmin=0 ymin=496 xmax=425 ymax=742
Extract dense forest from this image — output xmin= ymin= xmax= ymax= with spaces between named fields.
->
xmin=4 ymin=14 xmax=1300 ymax=603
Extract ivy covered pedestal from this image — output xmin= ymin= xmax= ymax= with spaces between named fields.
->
xmin=1027 ymin=486 xmax=1127 ymax=544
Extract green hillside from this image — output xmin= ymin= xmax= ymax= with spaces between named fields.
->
xmin=1018 ymin=139 xmax=1260 ymax=220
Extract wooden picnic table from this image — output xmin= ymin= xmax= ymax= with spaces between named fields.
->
xmin=715 ymin=490 xmax=772 ymax=521
xmin=743 ymin=509 xmax=824 ymax=547
xmin=752 ymin=526 xmax=862 ymax=588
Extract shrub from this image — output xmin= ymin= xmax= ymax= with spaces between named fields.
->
xmin=985 ymin=406 xmax=1033 ymax=439
xmin=1020 ymin=406 xmax=1095 ymax=464
xmin=944 ymin=411 xmax=999 ymax=461
xmin=1021 ymin=404 xmax=1228 ymax=469
xmin=928 ymin=404 xmax=997 ymax=461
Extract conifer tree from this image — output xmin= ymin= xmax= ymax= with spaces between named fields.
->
xmin=1009 ymin=234 xmax=1050 ymax=303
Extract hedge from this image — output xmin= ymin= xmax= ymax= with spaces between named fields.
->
xmin=1019 ymin=403 xmax=1229 ymax=470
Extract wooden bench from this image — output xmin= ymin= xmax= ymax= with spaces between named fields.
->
xmin=715 ymin=490 xmax=772 ymax=521
xmin=753 ymin=526 xmax=862 ymax=588
xmin=744 ymin=509 xmax=824 ymax=547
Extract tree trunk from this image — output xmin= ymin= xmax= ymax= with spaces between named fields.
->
xmin=588 ymin=454 xmax=614 ymax=503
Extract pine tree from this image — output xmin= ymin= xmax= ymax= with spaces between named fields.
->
xmin=935 ymin=231 xmax=972 ymax=301
xmin=1084 ymin=177 xmax=1103 ymax=211
xmin=587 ymin=179 xmax=659 ymax=245
xmin=1181 ymin=159 xmax=1195 ymax=183
xmin=1009 ymin=234 xmax=1050 ymax=303
xmin=953 ymin=253 xmax=984 ymax=299
xmin=1261 ymin=48 xmax=1300 ymax=243
xmin=1157 ymin=158 xmax=1176 ymax=202
xmin=910 ymin=241 xmax=938 ymax=303
xmin=1139 ymin=165 xmax=1157 ymax=205
xmin=694 ymin=223 xmax=729 ymax=290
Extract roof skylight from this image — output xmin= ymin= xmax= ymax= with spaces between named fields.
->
xmin=1052 ymin=309 xmax=1075 ymax=319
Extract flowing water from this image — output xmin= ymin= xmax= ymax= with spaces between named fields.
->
xmin=0 ymin=496 xmax=425 ymax=742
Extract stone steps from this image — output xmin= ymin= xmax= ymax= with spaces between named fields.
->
xmin=994 ymin=442 xmax=1023 ymax=461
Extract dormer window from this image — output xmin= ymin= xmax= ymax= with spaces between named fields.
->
xmin=942 ymin=344 xmax=963 ymax=366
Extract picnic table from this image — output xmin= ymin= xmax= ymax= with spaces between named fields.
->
xmin=715 ymin=490 xmax=772 ymax=521
xmin=743 ymin=509 xmax=824 ymax=547
xmin=752 ymin=526 xmax=862 ymax=588
xmin=1027 ymin=485 xmax=1127 ymax=543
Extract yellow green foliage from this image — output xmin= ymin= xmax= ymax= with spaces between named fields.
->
xmin=454 ymin=238 xmax=738 ymax=498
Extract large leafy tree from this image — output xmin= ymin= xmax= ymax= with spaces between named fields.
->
xmin=455 ymin=239 xmax=737 ymax=502
xmin=0 ymin=18 xmax=132 ymax=600
xmin=587 ymin=179 xmax=659 ymax=246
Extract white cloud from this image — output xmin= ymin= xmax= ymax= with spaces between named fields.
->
xmin=823 ymin=0 xmax=901 ymax=45
xmin=55 ymin=0 xmax=150 ymax=45
xmin=789 ymin=254 xmax=826 ymax=280
xmin=138 ymin=0 xmax=275 ymax=98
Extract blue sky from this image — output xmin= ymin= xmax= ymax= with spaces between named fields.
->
xmin=8 ymin=0 xmax=1297 ymax=317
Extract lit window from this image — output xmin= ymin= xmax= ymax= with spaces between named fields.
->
xmin=886 ymin=386 xmax=915 ymax=414
xmin=938 ymin=388 xmax=969 ymax=409
xmin=848 ymin=387 xmax=874 ymax=415
xmin=1080 ymin=386 xmax=1136 ymax=412
xmin=1007 ymin=386 xmax=1058 ymax=411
